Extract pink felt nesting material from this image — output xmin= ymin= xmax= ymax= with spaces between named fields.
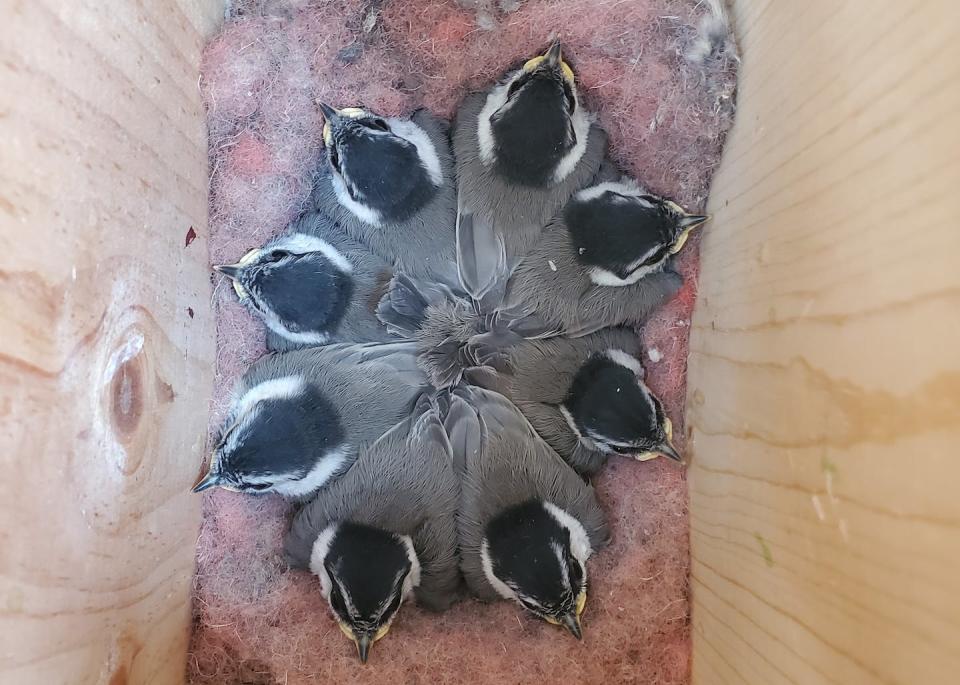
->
xmin=191 ymin=1 xmax=737 ymax=683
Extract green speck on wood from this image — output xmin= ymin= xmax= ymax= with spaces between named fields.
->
xmin=821 ymin=456 xmax=838 ymax=475
xmin=754 ymin=533 xmax=774 ymax=567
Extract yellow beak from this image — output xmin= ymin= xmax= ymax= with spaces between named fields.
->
xmin=320 ymin=104 xmax=367 ymax=147
xmin=339 ymin=620 xmax=390 ymax=664
xmin=632 ymin=418 xmax=685 ymax=464
xmin=663 ymin=201 xmax=710 ymax=255
xmin=522 ymin=41 xmax=576 ymax=84
xmin=213 ymin=248 xmax=260 ymax=299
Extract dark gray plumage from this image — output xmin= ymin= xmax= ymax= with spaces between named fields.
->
xmin=498 ymin=160 xmax=704 ymax=336
xmin=215 ymin=211 xmax=394 ymax=351
xmin=194 ymin=341 xmax=428 ymax=498
xmin=444 ymin=385 xmax=608 ymax=637
xmin=453 ymin=42 xmax=607 ymax=306
xmin=312 ymin=107 xmax=459 ymax=285
xmin=468 ymin=328 xmax=682 ymax=475
xmin=284 ymin=396 xmax=460 ymax=661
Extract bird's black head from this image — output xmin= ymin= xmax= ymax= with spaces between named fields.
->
xmin=319 ymin=522 xmax=418 ymax=663
xmin=483 ymin=500 xmax=589 ymax=639
xmin=193 ymin=376 xmax=349 ymax=497
xmin=566 ymin=181 xmax=709 ymax=285
xmin=214 ymin=233 xmax=355 ymax=346
xmin=562 ymin=349 xmax=682 ymax=463
xmin=488 ymin=41 xmax=581 ymax=187
xmin=320 ymin=104 xmax=439 ymax=222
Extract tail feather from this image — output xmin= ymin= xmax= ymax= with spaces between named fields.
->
xmin=414 ymin=300 xmax=485 ymax=388
xmin=376 ymin=273 xmax=461 ymax=338
xmin=412 ymin=300 xmax=530 ymax=389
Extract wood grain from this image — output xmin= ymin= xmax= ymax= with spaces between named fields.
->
xmin=0 ymin=2 xmax=222 ymax=683
xmin=687 ymin=1 xmax=960 ymax=683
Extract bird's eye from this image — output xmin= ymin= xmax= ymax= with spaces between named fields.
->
xmin=364 ymin=118 xmax=389 ymax=132
xmin=328 ymin=146 xmax=341 ymax=173
xmin=520 ymin=600 xmax=541 ymax=614
xmin=640 ymin=247 xmax=669 ymax=268
xmin=268 ymin=250 xmax=291 ymax=262
xmin=244 ymin=482 xmax=272 ymax=492
xmin=609 ymin=444 xmax=635 ymax=455
xmin=506 ymin=74 xmax=529 ymax=100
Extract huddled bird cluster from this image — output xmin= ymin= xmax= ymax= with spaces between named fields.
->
xmin=195 ymin=40 xmax=708 ymax=664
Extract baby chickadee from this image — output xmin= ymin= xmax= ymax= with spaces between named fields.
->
xmin=444 ymin=385 xmax=609 ymax=640
xmin=285 ymin=396 xmax=460 ymax=663
xmin=214 ymin=211 xmax=394 ymax=351
xmin=500 ymin=164 xmax=708 ymax=336
xmin=192 ymin=341 xmax=427 ymax=498
xmin=312 ymin=104 xmax=459 ymax=285
xmin=486 ymin=329 xmax=684 ymax=475
xmin=454 ymin=40 xmax=606 ymax=305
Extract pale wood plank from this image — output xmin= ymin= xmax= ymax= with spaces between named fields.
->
xmin=689 ymin=1 xmax=960 ymax=684
xmin=0 ymin=2 xmax=222 ymax=683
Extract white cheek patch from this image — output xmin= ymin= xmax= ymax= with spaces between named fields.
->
xmin=398 ymin=534 xmax=422 ymax=600
xmin=388 ymin=117 xmax=444 ymax=187
xmin=560 ymin=404 xmax=598 ymax=451
xmin=588 ymin=262 xmax=663 ymax=287
xmin=269 ymin=446 xmax=349 ymax=498
xmin=330 ymin=172 xmax=383 ymax=227
xmin=550 ymin=541 xmax=570 ymax=590
xmin=233 ymin=375 xmax=306 ymax=421
xmin=480 ymin=538 xmax=518 ymax=600
xmin=622 ymin=371 xmax=660 ymax=436
xmin=542 ymin=502 xmax=592 ymax=565
xmin=604 ymin=348 xmax=645 ymax=377
xmin=477 ymin=79 xmax=513 ymax=166
xmin=275 ymin=233 xmax=353 ymax=273
xmin=585 ymin=431 xmax=614 ymax=454
xmin=574 ymin=179 xmax=645 ymax=202
xmin=552 ymin=99 xmax=592 ymax=184
xmin=559 ymin=405 xmax=583 ymax=441
xmin=334 ymin=577 xmax=359 ymax=618
xmin=309 ymin=524 xmax=340 ymax=600
xmin=261 ymin=316 xmax=332 ymax=346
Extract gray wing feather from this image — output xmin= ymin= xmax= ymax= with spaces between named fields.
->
xmin=286 ymin=395 xmax=461 ymax=610
xmin=376 ymin=273 xmax=462 ymax=338
xmin=406 ymin=396 xmax=461 ymax=610
xmin=456 ymin=208 xmax=510 ymax=308
xmin=516 ymin=400 xmax=607 ymax=477
xmin=567 ymin=269 xmax=684 ymax=337
xmin=442 ymin=391 xmax=482 ymax=477
xmin=453 ymin=385 xmax=609 ymax=597
xmin=591 ymin=156 xmax=621 ymax=184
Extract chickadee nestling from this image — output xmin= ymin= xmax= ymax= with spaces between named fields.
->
xmin=312 ymin=104 xmax=459 ymax=286
xmin=442 ymin=326 xmax=682 ymax=476
xmin=499 ymin=161 xmax=708 ymax=336
xmin=444 ymin=385 xmax=609 ymax=640
xmin=214 ymin=211 xmax=394 ymax=351
xmin=192 ymin=341 xmax=428 ymax=498
xmin=453 ymin=40 xmax=607 ymax=306
xmin=285 ymin=396 xmax=460 ymax=663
